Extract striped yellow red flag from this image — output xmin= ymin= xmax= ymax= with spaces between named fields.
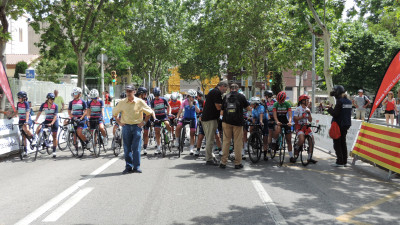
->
xmin=352 ymin=122 xmax=400 ymax=174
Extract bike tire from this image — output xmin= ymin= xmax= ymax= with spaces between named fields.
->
xmin=76 ymin=139 xmax=85 ymax=158
xmin=19 ymin=146 xmax=24 ymax=160
xmin=92 ymin=131 xmax=100 ymax=157
xmin=113 ymin=129 xmax=122 ymax=157
xmin=67 ymin=132 xmax=77 ymax=157
xmin=179 ymin=127 xmax=185 ymax=158
xmin=293 ymin=135 xmax=299 ymax=160
xmin=278 ymin=135 xmax=286 ymax=166
xmin=301 ymin=136 xmax=313 ymax=166
xmin=269 ymin=143 xmax=276 ymax=159
xmin=57 ymin=128 xmax=68 ymax=151
xmin=247 ymin=133 xmax=261 ymax=163
xmin=102 ymin=128 xmax=108 ymax=153
xmin=37 ymin=133 xmax=47 ymax=155
xmin=161 ymin=129 xmax=166 ymax=158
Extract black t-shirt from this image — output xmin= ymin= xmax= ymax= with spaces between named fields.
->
xmin=221 ymin=91 xmax=250 ymax=126
xmin=202 ymin=88 xmax=223 ymax=121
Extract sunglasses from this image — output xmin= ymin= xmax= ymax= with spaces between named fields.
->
xmin=73 ymin=92 xmax=79 ymax=96
xmin=18 ymin=97 xmax=23 ymax=99
xmin=126 ymin=90 xmax=133 ymax=93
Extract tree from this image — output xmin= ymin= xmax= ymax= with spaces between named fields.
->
xmin=64 ymin=60 xmax=78 ymax=74
xmin=14 ymin=61 xmax=27 ymax=79
xmin=271 ymin=71 xmax=284 ymax=96
xmin=28 ymin=0 xmax=133 ymax=89
xmin=35 ymin=58 xmax=65 ymax=83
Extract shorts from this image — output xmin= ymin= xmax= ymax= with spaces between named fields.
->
xmin=385 ymin=110 xmax=395 ymax=115
xmin=143 ymin=120 xmax=152 ymax=130
xmin=267 ymin=120 xmax=276 ymax=130
xmin=154 ymin=116 xmax=168 ymax=128
xmin=44 ymin=120 xmax=59 ymax=133
xmin=295 ymin=124 xmax=312 ymax=136
xmin=178 ymin=118 xmax=197 ymax=131
xmin=19 ymin=119 xmax=33 ymax=129
xmin=72 ymin=118 xmax=86 ymax=129
xmin=169 ymin=113 xmax=178 ymax=126
xmin=89 ymin=119 xmax=103 ymax=130
xmin=255 ymin=119 xmax=269 ymax=136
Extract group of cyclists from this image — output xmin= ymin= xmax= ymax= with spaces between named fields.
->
xmin=7 ymin=85 xmax=317 ymax=165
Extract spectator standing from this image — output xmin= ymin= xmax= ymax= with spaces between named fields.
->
xmin=202 ymin=80 xmax=228 ymax=165
xmin=104 ymin=91 xmax=111 ymax=107
xmin=328 ymin=85 xmax=352 ymax=167
xmin=112 ymin=85 xmax=153 ymax=174
xmin=382 ymin=91 xmax=398 ymax=126
xmin=54 ymin=89 xmax=64 ymax=113
xmin=352 ymin=89 xmax=370 ymax=120
xmin=219 ymin=84 xmax=250 ymax=169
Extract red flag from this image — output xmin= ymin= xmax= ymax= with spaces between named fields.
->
xmin=368 ymin=50 xmax=400 ymax=120
xmin=0 ymin=62 xmax=16 ymax=112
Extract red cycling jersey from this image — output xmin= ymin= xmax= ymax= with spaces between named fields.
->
xmin=169 ymin=100 xmax=182 ymax=114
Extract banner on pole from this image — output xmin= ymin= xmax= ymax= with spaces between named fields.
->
xmin=368 ymin=50 xmax=400 ymax=120
xmin=0 ymin=62 xmax=16 ymax=112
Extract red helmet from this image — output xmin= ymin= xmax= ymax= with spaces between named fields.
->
xmin=298 ymin=94 xmax=310 ymax=103
xmin=277 ymin=91 xmax=286 ymax=103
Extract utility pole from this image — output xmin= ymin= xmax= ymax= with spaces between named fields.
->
xmin=312 ymin=34 xmax=316 ymax=113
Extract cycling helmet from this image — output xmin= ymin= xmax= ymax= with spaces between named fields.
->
xmin=72 ymin=87 xmax=82 ymax=95
xmin=264 ymin=90 xmax=273 ymax=98
xmin=238 ymin=89 xmax=244 ymax=95
xmin=250 ymin=96 xmax=261 ymax=105
xmin=89 ymin=89 xmax=99 ymax=98
xmin=197 ymin=91 xmax=203 ymax=97
xmin=188 ymin=89 xmax=197 ymax=97
xmin=330 ymin=85 xmax=345 ymax=98
xmin=298 ymin=94 xmax=310 ymax=103
xmin=277 ymin=91 xmax=286 ymax=103
xmin=17 ymin=91 xmax=27 ymax=99
xmin=46 ymin=93 xmax=55 ymax=100
xmin=137 ymin=87 xmax=148 ymax=95
xmin=171 ymin=93 xmax=178 ymax=101
xmin=120 ymin=92 xmax=127 ymax=98
xmin=153 ymin=87 xmax=161 ymax=97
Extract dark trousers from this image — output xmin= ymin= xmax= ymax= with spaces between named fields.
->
xmin=122 ymin=125 xmax=142 ymax=170
xmin=333 ymin=128 xmax=348 ymax=165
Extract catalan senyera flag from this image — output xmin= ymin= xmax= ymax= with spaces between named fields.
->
xmin=352 ymin=122 xmax=400 ymax=174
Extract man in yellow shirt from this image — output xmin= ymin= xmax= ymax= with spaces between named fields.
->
xmin=54 ymin=90 xmax=64 ymax=113
xmin=113 ymin=84 xmax=153 ymax=174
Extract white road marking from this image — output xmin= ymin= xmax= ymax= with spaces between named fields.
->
xmin=15 ymin=158 xmax=119 ymax=225
xmin=42 ymin=187 xmax=94 ymax=222
xmin=252 ymin=180 xmax=288 ymax=225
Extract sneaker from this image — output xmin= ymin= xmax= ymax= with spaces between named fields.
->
xmin=290 ymin=157 xmax=296 ymax=163
xmin=143 ymin=150 xmax=148 ymax=155
xmin=23 ymin=152 xmax=28 ymax=158
xmin=122 ymin=168 xmax=133 ymax=174
xmin=52 ymin=152 xmax=56 ymax=158
xmin=190 ymin=149 xmax=194 ymax=155
xmin=331 ymin=163 xmax=345 ymax=167
xmin=155 ymin=149 xmax=161 ymax=155
xmin=307 ymin=159 xmax=318 ymax=164
xmin=195 ymin=150 xmax=200 ymax=156
xmin=219 ymin=164 xmax=226 ymax=169
xmin=234 ymin=164 xmax=244 ymax=169
xmin=242 ymin=154 xmax=246 ymax=160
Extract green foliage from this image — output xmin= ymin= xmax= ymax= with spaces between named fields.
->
xmin=35 ymin=58 xmax=65 ymax=83
xmin=64 ymin=60 xmax=78 ymax=74
xmin=14 ymin=61 xmax=28 ymax=79
xmin=86 ymin=65 xmax=99 ymax=78
xmin=271 ymin=71 xmax=284 ymax=95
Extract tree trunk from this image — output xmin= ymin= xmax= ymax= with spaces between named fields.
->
xmin=297 ymin=71 xmax=303 ymax=101
xmin=77 ymin=51 xmax=85 ymax=90
xmin=322 ymin=31 xmax=334 ymax=104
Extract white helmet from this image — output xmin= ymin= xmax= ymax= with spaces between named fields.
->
xmin=72 ymin=87 xmax=82 ymax=96
xmin=171 ymin=93 xmax=178 ymax=101
xmin=188 ymin=89 xmax=197 ymax=97
xmin=250 ymin=96 xmax=261 ymax=104
xmin=89 ymin=89 xmax=99 ymax=98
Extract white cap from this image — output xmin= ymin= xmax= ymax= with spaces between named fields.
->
xmin=358 ymin=89 xmax=363 ymax=93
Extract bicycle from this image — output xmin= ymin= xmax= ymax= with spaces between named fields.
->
xmin=89 ymin=120 xmax=108 ymax=157
xmin=62 ymin=118 xmax=93 ymax=158
xmin=178 ymin=119 xmax=191 ymax=158
xmin=34 ymin=122 xmax=54 ymax=160
xmin=155 ymin=120 xmax=171 ymax=157
xmin=57 ymin=117 xmax=74 ymax=151
xmin=247 ymin=123 xmax=263 ymax=163
xmin=293 ymin=124 xmax=320 ymax=166
xmin=276 ymin=124 xmax=291 ymax=166
xmin=111 ymin=119 xmax=122 ymax=157
xmin=12 ymin=124 xmax=35 ymax=160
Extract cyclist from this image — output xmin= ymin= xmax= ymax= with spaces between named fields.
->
xmin=33 ymin=93 xmax=59 ymax=158
xmin=250 ymin=96 xmax=269 ymax=160
xmin=10 ymin=91 xmax=34 ymax=157
xmin=264 ymin=90 xmax=276 ymax=159
xmin=169 ymin=92 xmax=182 ymax=146
xmin=136 ymin=87 xmax=155 ymax=155
xmin=176 ymin=89 xmax=200 ymax=155
xmin=293 ymin=94 xmax=317 ymax=164
xmin=87 ymin=89 xmax=108 ymax=146
xmin=151 ymin=87 xmax=171 ymax=154
xmin=68 ymin=87 xmax=90 ymax=149
xmin=241 ymin=90 xmax=250 ymax=160
xmin=271 ymin=91 xmax=295 ymax=163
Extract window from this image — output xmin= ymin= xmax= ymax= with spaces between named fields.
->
xmin=19 ymin=28 xmax=23 ymax=42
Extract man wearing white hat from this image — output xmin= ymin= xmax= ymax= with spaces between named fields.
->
xmin=352 ymin=89 xmax=370 ymax=120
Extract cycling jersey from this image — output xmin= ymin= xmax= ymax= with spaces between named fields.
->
xmin=151 ymin=97 xmax=169 ymax=118
xmin=169 ymin=100 xmax=182 ymax=114
xmin=182 ymin=99 xmax=199 ymax=119
xmin=293 ymin=106 xmax=310 ymax=125
xmin=273 ymin=101 xmax=292 ymax=123
xmin=252 ymin=105 xmax=268 ymax=121
xmin=88 ymin=100 xmax=104 ymax=121
xmin=39 ymin=102 xmax=58 ymax=122
xmin=17 ymin=101 xmax=31 ymax=123
xmin=265 ymin=99 xmax=276 ymax=118
xmin=197 ymin=99 xmax=205 ymax=113
xmin=68 ymin=99 xmax=87 ymax=119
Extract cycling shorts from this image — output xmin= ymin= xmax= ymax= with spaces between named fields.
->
xmin=178 ymin=118 xmax=197 ymax=131
xmin=89 ymin=119 xmax=103 ymax=130
xmin=154 ymin=116 xmax=168 ymax=128
xmin=43 ymin=120 xmax=59 ymax=133
xmin=295 ymin=124 xmax=312 ymax=136
xmin=19 ymin=119 xmax=33 ymax=128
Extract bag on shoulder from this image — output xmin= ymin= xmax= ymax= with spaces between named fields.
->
xmin=108 ymin=95 xmax=112 ymax=102
xmin=329 ymin=121 xmax=341 ymax=139
xmin=224 ymin=93 xmax=240 ymax=124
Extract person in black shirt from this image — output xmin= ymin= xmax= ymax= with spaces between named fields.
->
xmin=202 ymin=80 xmax=229 ymax=165
xmin=219 ymin=84 xmax=251 ymax=169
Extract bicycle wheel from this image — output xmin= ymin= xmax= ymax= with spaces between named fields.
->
xmin=293 ymin=135 xmax=299 ymax=160
xmin=113 ymin=129 xmax=122 ymax=157
xmin=161 ymin=129 xmax=166 ymax=158
xmin=92 ymin=131 xmax=100 ymax=157
xmin=67 ymin=132 xmax=77 ymax=156
xmin=102 ymin=128 xmax=108 ymax=153
xmin=57 ymin=127 xmax=68 ymax=151
xmin=278 ymin=134 xmax=286 ymax=166
xmin=269 ymin=142 xmax=276 ymax=159
xmin=179 ymin=127 xmax=185 ymax=158
xmin=301 ymin=136 xmax=313 ymax=166
xmin=37 ymin=133 xmax=47 ymax=155
xmin=75 ymin=139 xmax=85 ymax=158
xmin=247 ymin=133 xmax=261 ymax=163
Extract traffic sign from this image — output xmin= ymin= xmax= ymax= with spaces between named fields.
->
xmin=26 ymin=69 xmax=35 ymax=79
xmin=97 ymin=54 xmax=108 ymax=63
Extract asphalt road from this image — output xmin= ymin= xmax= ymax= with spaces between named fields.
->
xmin=0 ymin=127 xmax=399 ymax=225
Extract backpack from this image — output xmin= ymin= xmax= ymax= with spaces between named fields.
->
xmin=108 ymin=95 xmax=112 ymax=102
xmin=224 ymin=93 xmax=240 ymax=124
xmin=329 ymin=121 xmax=341 ymax=139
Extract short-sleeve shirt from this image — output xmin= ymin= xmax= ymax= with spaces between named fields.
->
xmin=68 ymin=99 xmax=87 ymax=119
xmin=293 ymin=106 xmax=310 ymax=125
xmin=265 ymin=99 xmax=276 ymax=118
xmin=54 ymin=96 xmax=64 ymax=113
xmin=112 ymin=98 xmax=153 ymax=125
xmin=354 ymin=95 xmax=369 ymax=110
xmin=169 ymin=100 xmax=182 ymax=114
xmin=202 ymin=88 xmax=223 ymax=121
xmin=221 ymin=91 xmax=250 ymax=126
xmin=252 ymin=105 xmax=267 ymax=121
xmin=39 ymin=102 xmax=58 ymax=122
xmin=88 ymin=100 xmax=104 ymax=120
xmin=273 ymin=101 xmax=292 ymax=123
xmin=182 ymin=99 xmax=199 ymax=119
xmin=17 ymin=101 xmax=31 ymax=122
xmin=151 ymin=97 xmax=169 ymax=117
